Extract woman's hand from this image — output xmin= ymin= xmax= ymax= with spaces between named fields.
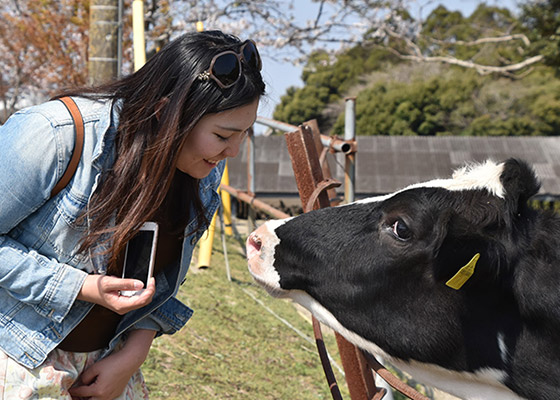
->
xmin=77 ymin=275 xmax=156 ymax=314
xmin=69 ymin=329 xmax=156 ymax=400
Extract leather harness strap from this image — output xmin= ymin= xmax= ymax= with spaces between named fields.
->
xmin=313 ymin=316 xmax=344 ymax=400
xmin=313 ymin=316 xmax=430 ymax=400
xmin=362 ymin=352 xmax=430 ymax=400
xmin=304 ymin=178 xmax=342 ymax=213
xmin=50 ymin=96 xmax=85 ymax=199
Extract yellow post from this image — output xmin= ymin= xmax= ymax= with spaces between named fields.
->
xmin=197 ymin=162 xmax=232 ymax=267
xmin=197 ymin=211 xmax=217 ymax=268
xmin=220 ymin=163 xmax=233 ymax=236
xmin=196 ymin=21 xmax=204 ymax=32
xmin=132 ymin=0 xmax=146 ymax=71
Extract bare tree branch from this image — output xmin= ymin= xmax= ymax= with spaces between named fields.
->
xmin=432 ymin=33 xmax=532 ymax=47
xmin=172 ymin=0 xmax=542 ymax=78
xmin=380 ymin=37 xmax=544 ymax=77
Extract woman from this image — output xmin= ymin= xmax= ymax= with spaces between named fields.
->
xmin=0 ymin=30 xmax=265 ymax=399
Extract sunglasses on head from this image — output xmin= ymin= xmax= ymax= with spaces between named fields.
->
xmin=197 ymin=40 xmax=262 ymax=89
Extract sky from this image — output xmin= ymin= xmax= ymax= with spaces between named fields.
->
xmin=256 ymin=0 xmax=520 ymax=124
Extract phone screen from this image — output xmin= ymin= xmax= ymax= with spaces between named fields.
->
xmin=122 ymin=229 xmax=156 ymax=287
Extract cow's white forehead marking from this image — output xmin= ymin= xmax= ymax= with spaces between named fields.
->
xmin=289 ymin=290 xmax=524 ymax=400
xmin=357 ymin=160 xmax=506 ymax=205
xmin=266 ymin=217 xmax=293 ymax=231
xmin=355 ymin=193 xmax=393 ymax=205
xmin=416 ymin=160 xmax=505 ymax=197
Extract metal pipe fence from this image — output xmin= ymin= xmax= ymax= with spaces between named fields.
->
xmin=221 ymin=116 xmax=358 ymax=228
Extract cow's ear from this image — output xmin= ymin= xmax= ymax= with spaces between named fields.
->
xmin=429 ymin=208 xmax=482 ymax=256
xmin=430 ymin=208 xmax=452 ymax=258
xmin=500 ymin=158 xmax=540 ymax=215
xmin=430 ymin=213 xmax=500 ymax=288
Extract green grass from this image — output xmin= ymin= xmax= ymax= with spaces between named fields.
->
xmin=142 ymin=231 xmax=351 ymax=399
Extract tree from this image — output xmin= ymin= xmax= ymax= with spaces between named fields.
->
xmin=519 ymin=0 xmax=560 ymax=71
xmin=1 ymin=0 xmax=553 ymax=121
xmin=274 ymin=3 xmax=560 ymax=136
xmin=178 ymin=1 xmax=546 ymax=76
xmin=273 ymin=46 xmax=398 ymax=128
xmin=121 ymin=1 xmax=549 ymax=78
xmin=328 ymin=64 xmax=560 ymax=136
xmin=371 ymin=4 xmax=544 ymax=78
xmin=0 ymin=0 xmax=89 ymax=122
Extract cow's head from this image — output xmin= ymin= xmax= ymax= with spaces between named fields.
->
xmin=247 ymin=159 xmax=541 ymax=373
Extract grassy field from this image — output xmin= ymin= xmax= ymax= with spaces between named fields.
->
xmin=142 ymin=229 xmax=352 ymax=399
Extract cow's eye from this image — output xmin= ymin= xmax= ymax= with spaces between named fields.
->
xmin=392 ymin=219 xmax=412 ymax=241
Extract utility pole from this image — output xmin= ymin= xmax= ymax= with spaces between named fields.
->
xmin=88 ymin=0 xmax=120 ymax=84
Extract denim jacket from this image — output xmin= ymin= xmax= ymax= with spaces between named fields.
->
xmin=0 ymin=97 xmax=224 ymax=368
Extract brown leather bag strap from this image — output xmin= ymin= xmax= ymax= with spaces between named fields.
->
xmin=50 ymin=96 xmax=85 ymax=198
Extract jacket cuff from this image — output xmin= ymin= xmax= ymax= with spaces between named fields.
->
xmin=131 ymin=297 xmax=194 ymax=336
xmin=34 ymin=259 xmax=88 ymax=323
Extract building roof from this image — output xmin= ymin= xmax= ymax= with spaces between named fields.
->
xmin=227 ymin=135 xmax=560 ymax=198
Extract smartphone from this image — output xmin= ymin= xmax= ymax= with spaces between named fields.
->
xmin=119 ymin=222 xmax=159 ymax=297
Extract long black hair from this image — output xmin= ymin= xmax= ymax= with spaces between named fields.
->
xmin=56 ymin=30 xmax=266 ymax=270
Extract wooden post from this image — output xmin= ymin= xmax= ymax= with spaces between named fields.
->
xmin=88 ymin=0 xmax=119 ymax=84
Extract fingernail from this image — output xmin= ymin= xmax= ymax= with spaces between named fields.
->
xmin=134 ymin=281 xmax=144 ymax=289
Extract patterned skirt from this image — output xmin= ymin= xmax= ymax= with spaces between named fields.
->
xmin=0 ymin=345 xmax=149 ymax=400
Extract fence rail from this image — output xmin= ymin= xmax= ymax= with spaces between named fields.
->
xmin=219 ymin=183 xmax=289 ymax=220
xmin=256 ymin=116 xmax=355 ymax=154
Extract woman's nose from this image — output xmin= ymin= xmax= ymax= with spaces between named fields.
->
xmin=221 ymin=144 xmax=238 ymax=158
xmin=223 ymin=137 xmax=244 ymax=158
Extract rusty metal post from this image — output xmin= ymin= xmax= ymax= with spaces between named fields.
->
xmin=356 ymin=348 xmax=380 ymax=397
xmin=285 ymin=125 xmax=378 ymax=400
xmin=285 ymin=126 xmax=330 ymax=210
xmin=304 ymin=119 xmax=339 ymax=205
xmin=334 ymin=336 xmax=379 ymax=400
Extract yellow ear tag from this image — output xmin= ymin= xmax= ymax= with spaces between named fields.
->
xmin=445 ymin=253 xmax=480 ymax=290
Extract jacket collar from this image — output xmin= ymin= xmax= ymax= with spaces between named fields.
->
xmin=89 ymin=97 xmax=121 ymax=170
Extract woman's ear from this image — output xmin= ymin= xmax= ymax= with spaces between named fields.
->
xmin=155 ymin=97 xmax=169 ymax=120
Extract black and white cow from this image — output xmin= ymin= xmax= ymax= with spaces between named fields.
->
xmin=247 ymin=159 xmax=560 ymax=400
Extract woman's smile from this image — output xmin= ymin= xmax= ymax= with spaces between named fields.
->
xmin=176 ymin=98 xmax=259 ymax=178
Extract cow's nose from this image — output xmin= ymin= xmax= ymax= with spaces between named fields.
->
xmin=246 ymin=222 xmax=279 ymax=277
xmin=246 ymin=221 xmax=286 ymax=296
xmin=247 ymin=231 xmax=262 ymax=260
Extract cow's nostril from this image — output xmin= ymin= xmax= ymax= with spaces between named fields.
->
xmin=246 ymin=232 xmax=262 ymax=259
